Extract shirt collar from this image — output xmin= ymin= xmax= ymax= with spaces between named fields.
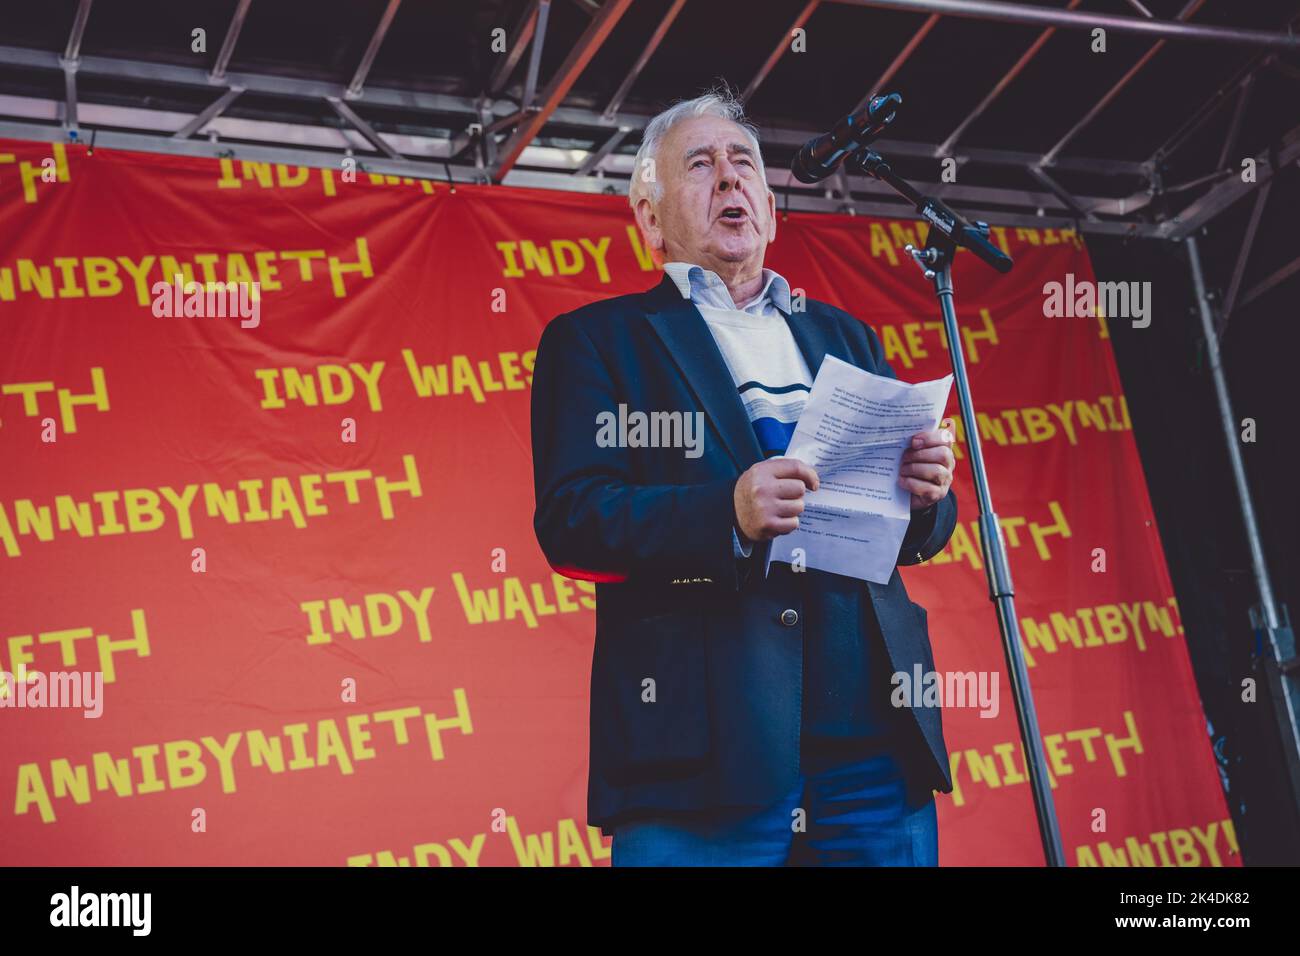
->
xmin=663 ymin=262 xmax=792 ymax=316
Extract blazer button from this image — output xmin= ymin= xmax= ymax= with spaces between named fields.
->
xmin=780 ymin=608 xmax=799 ymax=627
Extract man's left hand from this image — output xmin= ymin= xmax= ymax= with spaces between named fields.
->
xmin=899 ymin=419 xmax=957 ymax=510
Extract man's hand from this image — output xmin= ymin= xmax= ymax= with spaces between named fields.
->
xmin=900 ymin=419 xmax=957 ymax=510
xmin=734 ymin=457 xmax=819 ymax=544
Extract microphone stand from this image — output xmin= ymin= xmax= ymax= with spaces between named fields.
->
xmin=847 ymin=147 xmax=1068 ymax=867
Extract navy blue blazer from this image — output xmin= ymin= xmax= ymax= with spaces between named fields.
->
xmin=531 ymin=273 xmax=957 ymax=832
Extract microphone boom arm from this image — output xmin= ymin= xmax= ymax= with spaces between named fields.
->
xmin=847 ymin=148 xmax=1013 ymax=274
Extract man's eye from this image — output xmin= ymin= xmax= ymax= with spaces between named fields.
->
xmin=736 ymin=159 xmax=754 ymax=167
xmin=690 ymin=160 xmax=709 ymax=169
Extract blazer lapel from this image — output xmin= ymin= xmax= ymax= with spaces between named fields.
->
xmin=781 ymin=302 xmax=844 ymax=383
xmin=644 ymin=275 xmax=764 ymax=474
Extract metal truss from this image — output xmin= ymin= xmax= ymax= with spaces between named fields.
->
xmin=1 ymin=0 xmax=1296 ymax=243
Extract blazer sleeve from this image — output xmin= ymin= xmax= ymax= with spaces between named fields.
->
xmin=530 ymin=312 xmax=741 ymax=588
xmin=847 ymin=311 xmax=959 ymax=567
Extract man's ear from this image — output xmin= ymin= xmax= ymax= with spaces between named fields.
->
xmin=632 ymin=198 xmax=665 ymax=254
xmin=765 ymin=189 xmax=777 ymax=242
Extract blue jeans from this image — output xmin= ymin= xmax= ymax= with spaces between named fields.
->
xmin=610 ymin=743 xmax=938 ymax=867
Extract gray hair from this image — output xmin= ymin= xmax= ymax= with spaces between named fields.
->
xmin=627 ymin=87 xmax=766 ymax=209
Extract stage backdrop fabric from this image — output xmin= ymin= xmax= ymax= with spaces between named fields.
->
xmin=0 ymin=139 xmax=1235 ymax=867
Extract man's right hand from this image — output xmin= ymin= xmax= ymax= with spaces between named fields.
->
xmin=733 ymin=457 xmax=820 ymax=544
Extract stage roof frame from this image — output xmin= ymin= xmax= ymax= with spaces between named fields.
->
xmin=0 ymin=0 xmax=1296 ymax=243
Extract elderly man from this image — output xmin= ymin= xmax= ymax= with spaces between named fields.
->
xmin=530 ymin=89 xmax=958 ymax=866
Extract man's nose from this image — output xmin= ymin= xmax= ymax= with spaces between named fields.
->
xmin=715 ymin=158 xmax=741 ymax=191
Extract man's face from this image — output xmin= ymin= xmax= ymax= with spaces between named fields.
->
xmin=634 ymin=115 xmax=777 ymax=273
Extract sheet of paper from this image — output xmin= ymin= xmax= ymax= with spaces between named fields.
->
xmin=766 ymin=355 xmax=953 ymax=584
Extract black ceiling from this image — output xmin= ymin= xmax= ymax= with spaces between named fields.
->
xmin=1 ymin=0 xmax=1298 ymax=225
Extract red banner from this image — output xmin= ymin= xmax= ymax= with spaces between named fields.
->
xmin=0 ymin=139 xmax=1233 ymax=866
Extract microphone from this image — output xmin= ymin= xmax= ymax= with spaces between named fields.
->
xmin=790 ymin=93 xmax=902 ymax=185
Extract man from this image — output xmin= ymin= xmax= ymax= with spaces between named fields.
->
xmin=530 ymin=89 xmax=958 ymax=866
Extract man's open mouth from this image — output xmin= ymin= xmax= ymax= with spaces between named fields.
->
xmin=719 ymin=206 xmax=749 ymax=222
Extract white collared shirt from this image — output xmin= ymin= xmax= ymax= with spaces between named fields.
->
xmin=663 ymin=262 xmax=794 ymax=316
xmin=663 ymin=262 xmax=814 ymax=558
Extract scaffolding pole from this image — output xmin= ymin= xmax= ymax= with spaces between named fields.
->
xmin=1185 ymin=234 xmax=1300 ymax=814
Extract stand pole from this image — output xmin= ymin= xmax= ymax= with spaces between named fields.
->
xmin=848 ymin=146 xmax=1068 ymax=865
xmin=931 ymin=254 xmax=1067 ymax=867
